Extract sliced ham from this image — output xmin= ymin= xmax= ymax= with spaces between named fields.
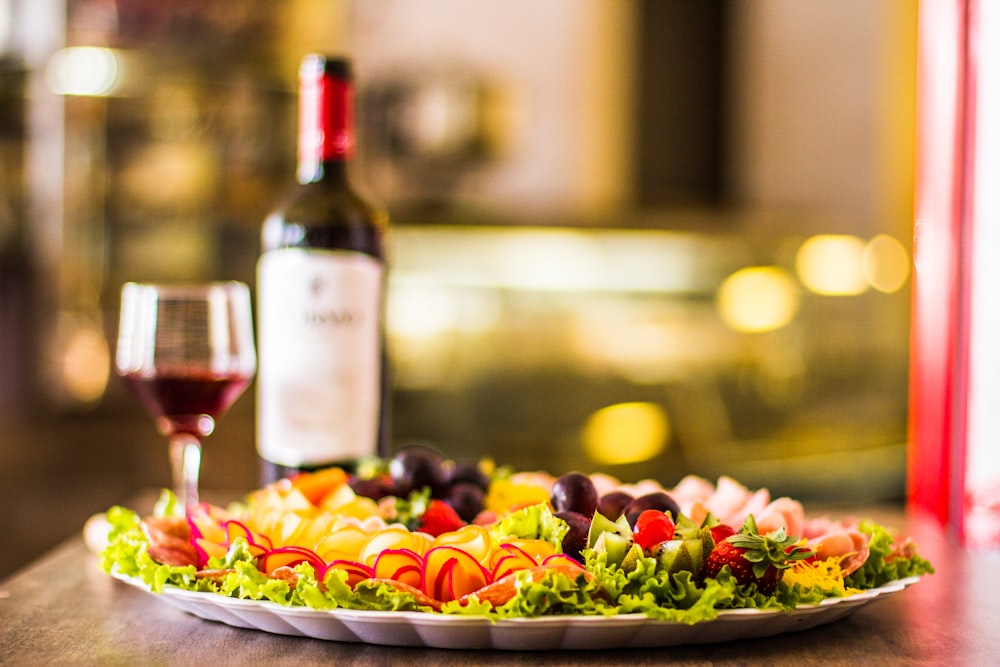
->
xmin=669 ymin=475 xmax=717 ymax=509
xmin=703 ymin=476 xmax=757 ymax=525
xmin=755 ymin=497 xmax=805 ymax=537
xmin=141 ymin=516 xmax=198 ymax=568
xmin=801 ymin=517 xmax=871 ymax=575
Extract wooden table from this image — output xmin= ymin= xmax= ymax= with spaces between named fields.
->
xmin=2 ymin=505 xmax=997 ymax=666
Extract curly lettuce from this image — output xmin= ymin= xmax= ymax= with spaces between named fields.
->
xmin=490 ymin=503 xmax=569 ymax=550
xmin=844 ymin=520 xmax=935 ymax=589
xmin=99 ymin=503 xmax=210 ymax=594
xmin=584 ymin=549 xmax=783 ymax=623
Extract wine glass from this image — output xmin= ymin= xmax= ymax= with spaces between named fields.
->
xmin=115 ymin=282 xmax=257 ymax=507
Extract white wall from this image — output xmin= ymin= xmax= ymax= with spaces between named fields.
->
xmin=726 ymin=0 xmax=914 ymax=235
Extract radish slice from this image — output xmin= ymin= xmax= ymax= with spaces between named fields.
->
xmin=422 ymin=546 xmax=490 ymax=603
xmin=489 ymin=542 xmax=538 ymax=581
xmin=259 ymin=546 xmax=324 ymax=576
xmin=187 ymin=502 xmax=227 ymax=543
xmin=320 ymin=559 xmax=373 ymax=588
xmin=541 ymin=553 xmax=587 ymax=571
xmin=372 ymin=548 xmax=424 ymax=589
xmin=225 ymin=520 xmax=274 ymax=551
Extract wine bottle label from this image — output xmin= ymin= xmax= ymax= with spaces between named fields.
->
xmin=256 ymin=248 xmax=383 ymax=466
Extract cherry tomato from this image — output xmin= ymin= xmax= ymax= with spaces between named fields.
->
xmin=709 ymin=524 xmax=737 ymax=544
xmin=633 ymin=510 xmax=675 ymax=550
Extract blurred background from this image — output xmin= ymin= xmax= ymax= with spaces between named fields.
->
xmin=0 ymin=0 xmax=917 ymax=577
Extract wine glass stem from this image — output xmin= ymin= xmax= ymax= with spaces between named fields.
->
xmin=169 ymin=433 xmax=202 ymax=507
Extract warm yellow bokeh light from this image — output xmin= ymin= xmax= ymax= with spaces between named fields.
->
xmin=863 ymin=234 xmax=910 ymax=293
xmin=582 ymin=402 xmax=670 ymax=465
xmin=795 ymin=235 xmax=869 ymax=296
xmin=62 ymin=326 xmax=110 ymax=403
xmin=716 ymin=266 xmax=800 ymax=333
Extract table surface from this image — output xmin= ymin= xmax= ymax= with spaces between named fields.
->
xmin=2 ymin=504 xmax=998 ymax=666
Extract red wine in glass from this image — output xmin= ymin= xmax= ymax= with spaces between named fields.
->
xmin=116 ymin=282 xmax=256 ymax=507
xmin=121 ymin=369 xmax=253 ymax=438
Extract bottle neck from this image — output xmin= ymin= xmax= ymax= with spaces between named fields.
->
xmin=297 ymin=65 xmax=355 ymax=185
xmin=297 ymin=159 xmax=350 ymax=185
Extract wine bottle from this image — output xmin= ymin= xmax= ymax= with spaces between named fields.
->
xmin=256 ymin=54 xmax=389 ymax=482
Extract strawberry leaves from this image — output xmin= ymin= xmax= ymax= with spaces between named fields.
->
xmin=703 ymin=516 xmax=814 ymax=594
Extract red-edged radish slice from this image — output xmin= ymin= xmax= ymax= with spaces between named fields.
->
xmin=258 ymin=546 xmax=324 ymax=576
xmin=541 ymin=553 xmax=588 ymax=572
xmin=489 ymin=542 xmax=539 ymax=581
xmin=187 ymin=502 xmax=227 ymax=543
xmin=192 ymin=537 xmax=227 ymax=568
xmin=225 ymin=519 xmax=274 ymax=553
xmin=320 ymin=559 xmax=374 ymax=588
xmin=372 ymin=548 xmax=424 ymax=589
xmin=422 ymin=546 xmax=490 ymax=603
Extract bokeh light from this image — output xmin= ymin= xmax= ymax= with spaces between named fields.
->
xmin=61 ymin=323 xmax=110 ymax=403
xmin=46 ymin=46 xmax=120 ymax=96
xmin=582 ymin=402 xmax=670 ymax=465
xmin=795 ymin=234 xmax=869 ymax=295
xmin=863 ymin=234 xmax=910 ymax=293
xmin=716 ymin=266 xmax=800 ymax=333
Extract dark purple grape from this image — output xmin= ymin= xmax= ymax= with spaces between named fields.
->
xmin=554 ymin=510 xmax=591 ymax=563
xmin=550 ymin=472 xmax=599 ymax=517
xmin=349 ymin=476 xmax=394 ymax=501
xmin=389 ymin=444 xmax=447 ymax=497
xmin=623 ymin=492 xmax=681 ymax=527
xmin=597 ymin=491 xmax=634 ymax=521
xmin=447 ymin=460 xmax=490 ymax=491
xmin=446 ymin=482 xmax=485 ymax=522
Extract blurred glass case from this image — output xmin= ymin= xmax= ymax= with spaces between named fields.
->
xmin=385 ymin=222 xmax=910 ymax=504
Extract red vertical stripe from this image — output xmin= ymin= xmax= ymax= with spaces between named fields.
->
xmin=953 ymin=0 xmax=981 ymax=543
xmin=908 ymin=0 xmax=974 ymax=527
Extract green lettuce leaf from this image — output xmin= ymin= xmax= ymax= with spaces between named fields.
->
xmin=441 ymin=596 xmax=494 ymax=616
xmin=844 ymin=520 xmax=935 ymax=589
xmin=490 ymin=503 xmax=569 ymax=551
xmin=152 ymin=489 xmax=183 ymax=519
xmin=349 ymin=579 xmax=435 ymax=612
xmin=219 ymin=560 xmax=291 ymax=603
xmin=98 ymin=505 xmax=209 ymax=594
xmin=493 ymin=568 xmax=612 ymax=618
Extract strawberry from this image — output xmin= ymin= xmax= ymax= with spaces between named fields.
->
xmin=418 ymin=500 xmax=465 ymax=537
xmin=702 ymin=516 xmax=813 ymax=595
